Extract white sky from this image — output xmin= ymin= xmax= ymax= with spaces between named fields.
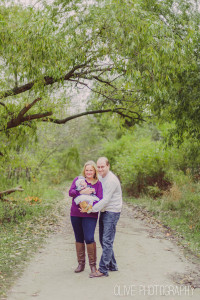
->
xmin=14 ymin=0 xmax=54 ymax=7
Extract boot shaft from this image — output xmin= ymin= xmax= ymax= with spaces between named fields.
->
xmin=75 ymin=242 xmax=85 ymax=264
xmin=86 ymin=242 xmax=96 ymax=266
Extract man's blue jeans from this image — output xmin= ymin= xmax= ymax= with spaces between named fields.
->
xmin=99 ymin=211 xmax=120 ymax=276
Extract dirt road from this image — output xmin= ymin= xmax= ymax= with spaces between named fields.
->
xmin=6 ymin=196 xmax=200 ymax=300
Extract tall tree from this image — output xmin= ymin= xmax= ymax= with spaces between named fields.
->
xmin=0 ymin=0 xmax=140 ymax=158
xmin=0 ymin=0 xmax=199 ymax=161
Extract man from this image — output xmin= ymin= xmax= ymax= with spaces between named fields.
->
xmin=89 ymin=157 xmax=123 ymax=278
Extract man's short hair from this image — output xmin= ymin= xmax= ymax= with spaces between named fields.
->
xmin=97 ymin=157 xmax=110 ymax=166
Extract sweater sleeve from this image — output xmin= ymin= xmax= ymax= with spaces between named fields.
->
xmin=92 ymin=181 xmax=103 ymax=205
xmin=96 ymin=181 xmax=103 ymax=200
xmin=69 ymin=177 xmax=80 ymax=198
xmin=91 ymin=179 xmax=116 ymax=212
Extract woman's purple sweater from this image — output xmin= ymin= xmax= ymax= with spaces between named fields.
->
xmin=69 ymin=177 xmax=103 ymax=218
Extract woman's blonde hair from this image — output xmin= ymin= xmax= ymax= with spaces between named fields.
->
xmin=81 ymin=160 xmax=99 ymax=184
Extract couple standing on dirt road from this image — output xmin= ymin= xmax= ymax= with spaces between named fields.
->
xmin=69 ymin=157 xmax=123 ymax=278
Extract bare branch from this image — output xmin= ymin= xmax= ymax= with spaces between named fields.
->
xmin=42 ymin=109 xmax=114 ymax=124
xmin=17 ymin=98 xmax=41 ymax=119
xmin=42 ymin=108 xmax=144 ymax=124
xmin=68 ymin=79 xmax=118 ymax=103
xmin=22 ymin=112 xmax=53 ymax=122
xmin=68 ymin=77 xmax=140 ymax=104
xmin=2 ymin=81 xmax=35 ymax=99
xmin=92 ymin=76 xmax=117 ymax=89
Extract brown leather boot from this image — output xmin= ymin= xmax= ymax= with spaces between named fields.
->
xmin=86 ymin=242 xmax=97 ymax=278
xmin=74 ymin=242 xmax=85 ymax=273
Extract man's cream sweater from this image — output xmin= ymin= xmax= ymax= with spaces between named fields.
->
xmin=92 ymin=171 xmax=122 ymax=213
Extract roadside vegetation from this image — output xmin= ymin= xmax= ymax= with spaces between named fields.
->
xmin=0 ymin=178 xmax=64 ymax=298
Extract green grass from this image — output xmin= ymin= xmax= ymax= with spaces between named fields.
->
xmin=124 ymin=182 xmax=200 ymax=258
xmin=0 ymin=181 xmax=65 ymax=299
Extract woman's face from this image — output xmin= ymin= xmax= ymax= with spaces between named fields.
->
xmin=84 ymin=165 xmax=96 ymax=180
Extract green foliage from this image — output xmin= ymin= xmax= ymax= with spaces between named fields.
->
xmin=101 ymin=125 xmax=168 ymax=196
xmin=101 ymin=123 xmax=200 ymax=196
xmin=48 ymin=146 xmax=81 ymax=183
xmin=146 ymin=185 xmax=162 ymax=198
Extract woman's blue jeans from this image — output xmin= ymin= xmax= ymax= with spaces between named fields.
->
xmin=71 ymin=216 xmax=97 ymax=244
xmin=99 ymin=211 xmax=120 ymax=276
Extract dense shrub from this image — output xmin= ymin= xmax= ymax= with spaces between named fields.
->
xmin=101 ymin=124 xmax=200 ymax=197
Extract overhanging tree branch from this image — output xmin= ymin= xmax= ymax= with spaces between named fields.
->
xmin=0 ymin=61 xmax=114 ymax=100
xmin=0 ymin=63 xmax=88 ymax=99
xmin=42 ymin=108 xmax=144 ymax=124
xmin=1 ymin=97 xmax=52 ymax=131
xmin=5 ymin=111 xmax=53 ymax=130
xmin=1 ymin=94 xmax=143 ymax=132
xmin=5 ymin=97 xmax=41 ymax=130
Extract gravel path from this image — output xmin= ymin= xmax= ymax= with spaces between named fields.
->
xmin=6 ymin=195 xmax=200 ymax=300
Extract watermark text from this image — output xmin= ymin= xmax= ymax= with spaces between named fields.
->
xmin=113 ymin=284 xmax=194 ymax=297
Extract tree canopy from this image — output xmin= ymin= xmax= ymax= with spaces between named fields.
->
xmin=0 ymin=0 xmax=200 ymax=159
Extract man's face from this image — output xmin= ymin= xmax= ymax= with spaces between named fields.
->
xmin=97 ymin=159 xmax=109 ymax=178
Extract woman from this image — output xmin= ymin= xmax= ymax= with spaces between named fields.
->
xmin=69 ymin=160 xmax=103 ymax=277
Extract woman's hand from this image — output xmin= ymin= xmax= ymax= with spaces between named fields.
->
xmin=79 ymin=187 xmax=95 ymax=195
